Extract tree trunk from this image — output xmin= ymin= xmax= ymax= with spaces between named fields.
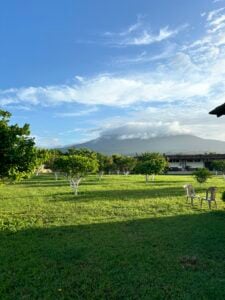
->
xmin=145 ymin=174 xmax=149 ymax=183
xmin=70 ymin=178 xmax=82 ymax=196
xmin=99 ymin=171 xmax=104 ymax=181
xmin=54 ymin=172 xmax=58 ymax=181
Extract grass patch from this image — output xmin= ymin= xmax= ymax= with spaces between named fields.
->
xmin=0 ymin=174 xmax=225 ymax=299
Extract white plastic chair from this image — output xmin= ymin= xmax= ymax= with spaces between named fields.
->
xmin=201 ymin=187 xmax=217 ymax=209
xmin=183 ymin=184 xmax=200 ymax=206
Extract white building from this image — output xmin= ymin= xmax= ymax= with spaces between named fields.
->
xmin=167 ymin=154 xmax=225 ymax=172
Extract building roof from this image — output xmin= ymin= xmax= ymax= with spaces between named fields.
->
xmin=209 ymin=103 xmax=225 ymax=117
xmin=166 ymin=154 xmax=225 ymax=160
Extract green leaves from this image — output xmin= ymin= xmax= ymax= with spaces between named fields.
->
xmin=212 ymin=160 xmax=225 ymax=173
xmin=52 ymin=154 xmax=99 ymax=179
xmin=0 ymin=110 xmax=36 ymax=181
xmin=135 ymin=153 xmax=168 ymax=176
xmin=193 ymin=168 xmax=212 ymax=184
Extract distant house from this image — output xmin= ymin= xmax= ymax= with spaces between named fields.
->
xmin=209 ymin=103 xmax=225 ymax=117
xmin=167 ymin=154 xmax=225 ymax=172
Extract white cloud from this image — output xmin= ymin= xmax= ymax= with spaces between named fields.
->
xmin=124 ymin=26 xmax=178 ymax=46
xmin=103 ymin=17 xmax=187 ymax=46
xmin=207 ymin=8 xmax=225 ymax=21
xmin=0 ymin=65 xmax=213 ymax=108
xmin=54 ymin=107 xmax=98 ymax=118
xmin=33 ymin=135 xmax=61 ymax=148
xmin=213 ymin=0 xmax=225 ymax=4
xmin=2 ymin=11 xmax=225 ymax=142
xmin=99 ymin=121 xmax=190 ymax=139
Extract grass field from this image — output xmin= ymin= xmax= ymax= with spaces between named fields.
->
xmin=1 ymin=174 xmax=225 ymax=299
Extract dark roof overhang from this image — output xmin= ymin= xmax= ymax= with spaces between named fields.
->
xmin=209 ymin=103 xmax=225 ymax=117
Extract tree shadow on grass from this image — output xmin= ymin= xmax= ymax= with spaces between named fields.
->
xmin=1 ymin=212 xmax=225 ymax=299
xmin=51 ymin=187 xmax=189 ymax=203
xmin=2 ymin=187 xmax=186 ymax=203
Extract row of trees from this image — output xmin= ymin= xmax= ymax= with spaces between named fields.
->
xmin=2 ymin=109 xmax=225 ymax=195
xmin=0 ymin=110 xmax=168 ymax=194
xmin=46 ymin=150 xmax=168 ymax=195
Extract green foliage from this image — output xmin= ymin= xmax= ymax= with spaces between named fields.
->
xmin=212 ymin=160 xmax=225 ymax=173
xmin=135 ymin=152 xmax=168 ymax=177
xmin=222 ymin=191 xmax=225 ymax=201
xmin=67 ymin=148 xmax=97 ymax=160
xmin=44 ymin=150 xmax=62 ymax=171
xmin=112 ymin=154 xmax=137 ymax=173
xmin=52 ymin=154 xmax=98 ymax=179
xmin=0 ymin=109 xmax=37 ymax=181
xmin=97 ymin=153 xmax=114 ymax=173
xmin=193 ymin=168 xmax=212 ymax=184
xmin=67 ymin=155 xmax=98 ymax=178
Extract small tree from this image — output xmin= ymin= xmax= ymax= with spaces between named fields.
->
xmin=212 ymin=160 xmax=225 ymax=176
xmin=193 ymin=168 xmax=212 ymax=184
xmin=53 ymin=155 xmax=98 ymax=195
xmin=135 ymin=152 xmax=168 ymax=183
xmin=118 ymin=156 xmax=137 ymax=175
xmin=111 ymin=155 xmax=136 ymax=175
xmin=34 ymin=148 xmax=51 ymax=176
xmin=96 ymin=153 xmax=114 ymax=179
xmin=46 ymin=150 xmax=63 ymax=180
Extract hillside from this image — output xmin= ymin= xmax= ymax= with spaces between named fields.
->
xmin=64 ymin=134 xmax=225 ymax=155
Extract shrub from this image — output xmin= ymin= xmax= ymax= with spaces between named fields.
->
xmin=193 ymin=168 xmax=212 ymax=184
xmin=222 ymin=191 xmax=225 ymax=201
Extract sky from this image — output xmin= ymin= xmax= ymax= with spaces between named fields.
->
xmin=1 ymin=0 xmax=225 ymax=147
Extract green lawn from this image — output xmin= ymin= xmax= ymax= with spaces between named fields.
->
xmin=0 ymin=174 xmax=225 ymax=299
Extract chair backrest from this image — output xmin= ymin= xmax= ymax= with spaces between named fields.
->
xmin=183 ymin=184 xmax=195 ymax=197
xmin=206 ymin=187 xmax=217 ymax=201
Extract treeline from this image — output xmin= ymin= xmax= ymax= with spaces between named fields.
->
xmin=2 ymin=109 xmax=224 ymax=194
xmin=0 ymin=109 xmax=167 ymax=188
xmin=45 ymin=149 xmax=168 ymax=178
xmin=41 ymin=148 xmax=169 ymax=195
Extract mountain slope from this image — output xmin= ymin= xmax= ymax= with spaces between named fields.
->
xmin=65 ymin=134 xmax=225 ymax=155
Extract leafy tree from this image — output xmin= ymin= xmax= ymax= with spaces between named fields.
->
xmin=45 ymin=149 xmax=63 ymax=180
xmin=212 ymin=160 xmax=225 ymax=175
xmin=0 ymin=110 xmax=37 ymax=181
xmin=96 ymin=153 xmax=113 ymax=179
xmin=135 ymin=152 xmax=168 ymax=182
xmin=67 ymin=148 xmax=97 ymax=160
xmin=34 ymin=148 xmax=52 ymax=176
xmin=193 ymin=168 xmax=212 ymax=184
xmin=53 ymin=154 xmax=98 ymax=195
xmin=111 ymin=154 xmax=123 ymax=174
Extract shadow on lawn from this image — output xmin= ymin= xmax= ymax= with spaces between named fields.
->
xmin=82 ymin=187 xmax=183 ymax=200
xmin=0 ymin=212 xmax=225 ymax=299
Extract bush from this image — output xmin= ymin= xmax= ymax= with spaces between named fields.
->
xmin=222 ymin=191 xmax=225 ymax=201
xmin=193 ymin=168 xmax=212 ymax=184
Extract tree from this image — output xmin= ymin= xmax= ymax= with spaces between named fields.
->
xmin=53 ymin=154 xmax=98 ymax=195
xmin=111 ymin=155 xmax=136 ymax=175
xmin=0 ymin=110 xmax=37 ymax=181
xmin=193 ymin=168 xmax=212 ymax=184
xmin=96 ymin=153 xmax=113 ymax=179
xmin=212 ymin=160 xmax=225 ymax=175
xmin=45 ymin=150 xmax=63 ymax=180
xmin=135 ymin=152 xmax=168 ymax=182
xmin=112 ymin=154 xmax=123 ymax=174
xmin=67 ymin=148 xmax=97 ymax=160
xmin=34 ymin=148 xmax=52 ymax=176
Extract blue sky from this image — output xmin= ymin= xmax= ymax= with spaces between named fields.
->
xmin=1 ymin=0 xmax=225 ymax=147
